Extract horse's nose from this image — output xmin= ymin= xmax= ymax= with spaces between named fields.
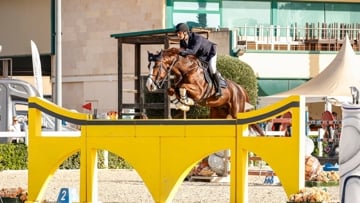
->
xmin=146 ymin=77 xmax=157 ymax=92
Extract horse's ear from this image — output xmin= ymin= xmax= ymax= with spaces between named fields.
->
xmin=147 ymin=51 xmax=154 ymax=62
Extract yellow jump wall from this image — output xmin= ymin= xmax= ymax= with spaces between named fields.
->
xmin=27 ymin=95 xmax=305 ymax=203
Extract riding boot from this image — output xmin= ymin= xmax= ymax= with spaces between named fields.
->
xmin=213 ymin=72 xmax=222 ymax=98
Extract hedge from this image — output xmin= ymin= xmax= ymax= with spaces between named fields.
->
xmin=0 ymin=144 xmax=131 ymax=171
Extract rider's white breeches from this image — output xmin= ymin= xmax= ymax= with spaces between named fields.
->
xmin=209 ymin=53 xmax=217 ymax=74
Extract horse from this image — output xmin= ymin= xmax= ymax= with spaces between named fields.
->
xmin=146 ymin=47 xmax=264 ymax=135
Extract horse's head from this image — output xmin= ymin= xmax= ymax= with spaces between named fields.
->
xmin=146 ymin=48 xmax=179 ymax=92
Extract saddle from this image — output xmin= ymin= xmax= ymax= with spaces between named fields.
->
xmin=199 ymin=61 xmax=227 ymax=88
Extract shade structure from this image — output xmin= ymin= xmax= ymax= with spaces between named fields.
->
xmin=259 ymin=34 xmax=360 ymax=108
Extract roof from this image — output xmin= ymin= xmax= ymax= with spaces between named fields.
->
xmin=259 ymin=34 xmax=360 ymax=107
xmin=110 ymin=28 xmax=210 ymax=44
xmin=110 ymin=28 xmax=176 ymax=39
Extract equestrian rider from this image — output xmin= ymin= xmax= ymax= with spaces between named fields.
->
xmin=175 ymin=23 xmax=222 ymax=98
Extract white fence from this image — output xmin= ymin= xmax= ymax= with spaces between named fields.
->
xmin=234 ymin=23 xmax=360 ymax=51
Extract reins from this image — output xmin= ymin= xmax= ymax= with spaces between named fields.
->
xmin=148 ymin=53 xmax=179 ymax=89
xmin=158 ymin=55 xmax=179 ymax=88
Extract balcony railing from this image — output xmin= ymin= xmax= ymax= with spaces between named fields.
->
xmin=234 ymin=23 xmax=360 ymax=51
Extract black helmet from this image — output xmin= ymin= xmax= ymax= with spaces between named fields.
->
xmin=175 ymin=23 xmax=189 ymax=33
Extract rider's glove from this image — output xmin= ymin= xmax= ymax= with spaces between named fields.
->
xmin=179 ymin=51 xmax=188 ymax=57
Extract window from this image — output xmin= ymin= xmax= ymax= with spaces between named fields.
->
xmin=325 ymin=3 xmax=360 ymax=24
xmin=222 ymin=1 xmax=271 ymax=27
xmin=166 ymin=0 xmax=360 ymax=51
xmin=169 ymin=0 xmax=221 ymax=28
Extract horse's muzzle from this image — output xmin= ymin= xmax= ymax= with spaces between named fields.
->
xmin=146 ymin=77 xmax=157 ymax=92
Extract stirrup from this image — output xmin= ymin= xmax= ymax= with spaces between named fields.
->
xmin=214 ymin=89 xmax=222 ymax=98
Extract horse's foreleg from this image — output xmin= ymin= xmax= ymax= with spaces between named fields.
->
xmin=168 ymin=88 xmax=190 ymax=112
xmin=179 ymin=88 xmax=195 ymax=106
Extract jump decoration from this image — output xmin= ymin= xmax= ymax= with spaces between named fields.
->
xmin=288 ymin=187 xmax=330 ymax=203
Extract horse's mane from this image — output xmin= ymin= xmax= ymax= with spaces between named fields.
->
xmin=162 ymin=47 xmax=198 ymax=61
xmin=164 ymin=47 xmax=180 ymax=55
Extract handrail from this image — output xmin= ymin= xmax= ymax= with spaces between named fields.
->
xmin=234 ymin=23 xmax=360 ymax=51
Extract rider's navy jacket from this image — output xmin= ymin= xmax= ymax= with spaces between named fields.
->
xmin=180 ymin=32 xmax=216 ymax=62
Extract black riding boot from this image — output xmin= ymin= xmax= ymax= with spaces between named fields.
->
xmin=213 ymin=72 xmax=222 ymax=98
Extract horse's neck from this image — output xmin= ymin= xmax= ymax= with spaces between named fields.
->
xmin=174 ymin=58 xmax=198 ymax=76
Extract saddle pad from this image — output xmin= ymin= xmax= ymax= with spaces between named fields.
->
xmin=203 ymin=67 xmax=227 ymax=88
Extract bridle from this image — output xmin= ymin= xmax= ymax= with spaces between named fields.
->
xmin=148 ymin=52 xmax=179 ymax=89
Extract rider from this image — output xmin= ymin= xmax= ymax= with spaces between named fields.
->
xmin=175 ymin=22 xmax=222 ymax=98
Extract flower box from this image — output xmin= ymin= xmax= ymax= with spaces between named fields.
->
xmin=305 ymin=180 xmax=339 ymax=187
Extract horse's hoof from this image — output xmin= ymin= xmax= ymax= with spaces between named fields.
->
xmin=175 ymin=102 xmax=190 ymax=112
xmin=179 ymin=105 xmax=190 ymax=112
xmin=180 ymin=97 xmax=195 ymax=106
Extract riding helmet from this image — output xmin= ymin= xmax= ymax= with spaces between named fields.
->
xmin=175 ymin=23 xmax=189 ymax=33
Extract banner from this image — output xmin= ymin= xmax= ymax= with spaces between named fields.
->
xmin=30 ymin=40 xmax=44 ymax=98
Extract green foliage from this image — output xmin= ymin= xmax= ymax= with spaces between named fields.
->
xmin=217 ymin=55 xmax=258 ymax=105
xmin=59 ymin=150 xmax=132 ymax=169
xmin=0 ymin=144 xmax=132 ymax=171
xmin=107 ymin=151 xmax=132 ymax=169
xmin=0 ymin=144 xmax=28 ymax=171
xmin=59 ymin=152 xmax=81 ymax=169
xmin=186 ymin=105 xmax=210 ymax=119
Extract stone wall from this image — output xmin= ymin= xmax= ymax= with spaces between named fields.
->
xmin=61 ymin=0 xmax=165 ymax=113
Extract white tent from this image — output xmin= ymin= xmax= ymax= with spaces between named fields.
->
xmin=259 ymin=35 xmax=360 ymax=108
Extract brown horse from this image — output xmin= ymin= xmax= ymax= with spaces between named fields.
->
xmin=146 ymin=47 xmax=264 ymax=135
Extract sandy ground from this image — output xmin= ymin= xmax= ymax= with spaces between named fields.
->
xmin=0 ymin=169 xmax=340 ymax=203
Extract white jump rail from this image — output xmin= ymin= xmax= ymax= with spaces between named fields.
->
xmin=0 ymin=130 xmax=81 ymax=146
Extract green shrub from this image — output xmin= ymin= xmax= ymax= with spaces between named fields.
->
xmin=0 ymin=144 xmax=28 ymax=170
xmin=0 ymin=144 xmax=132 ymax=171
xmin=59 ymin=151 xmax=81 ymax=169
xmin=217 ymin=55 xmax=258 ymax=105
xmin=106 ymin=151 xmax=132 ymax=169
xmin=59 ymin=150 xmax=132 ymax=169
